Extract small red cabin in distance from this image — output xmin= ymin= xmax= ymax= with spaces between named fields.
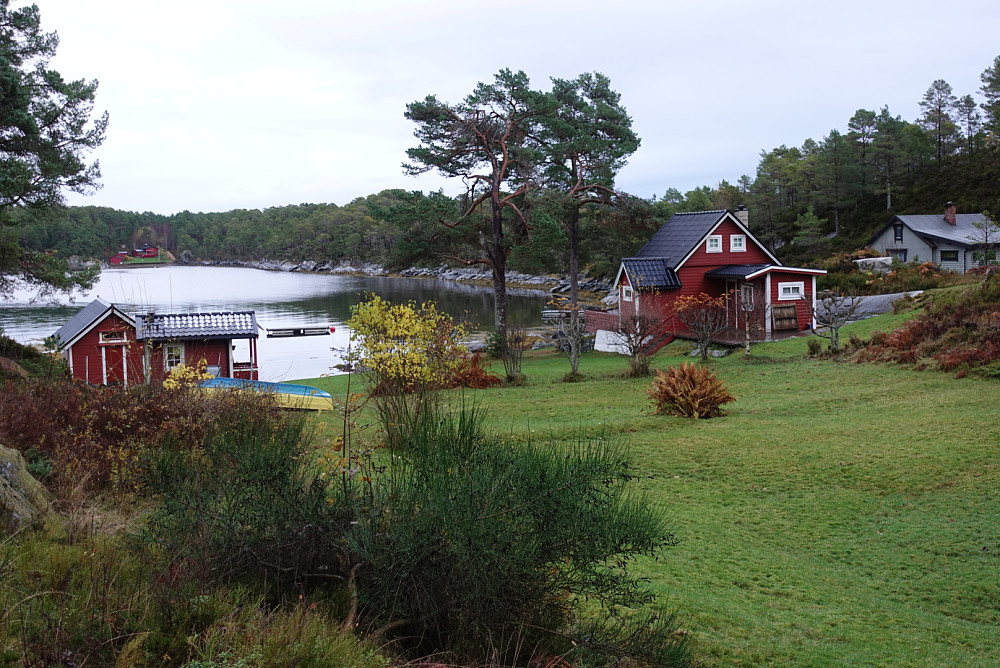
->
xmin=599 ymin=208 xmax=825 ymax=344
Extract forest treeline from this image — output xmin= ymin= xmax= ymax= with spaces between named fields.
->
xmin=14 ymin=58 xmax=1000 ymax=280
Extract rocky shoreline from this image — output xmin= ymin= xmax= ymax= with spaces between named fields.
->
xmin=182 ymin=257 xmax=615 ymax=301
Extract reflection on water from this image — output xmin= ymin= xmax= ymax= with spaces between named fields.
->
xmin=0 ymin=266 xmax=551 ymax=381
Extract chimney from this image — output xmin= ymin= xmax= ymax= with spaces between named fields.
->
xmin=944 ymin=201 xmax=957 ymax=226
xmin=734 ymin=205 xmax=749 ymax=227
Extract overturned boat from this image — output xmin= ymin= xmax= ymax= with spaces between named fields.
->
xmin=200 ymin=377 xmax=334 ymax=411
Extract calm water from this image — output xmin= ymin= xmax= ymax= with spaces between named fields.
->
xmin=0 ymin=266 xmax=550 ymax=381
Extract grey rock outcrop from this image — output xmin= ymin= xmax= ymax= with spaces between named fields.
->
xmin=1 ymin=445 xmax=50 ymax=535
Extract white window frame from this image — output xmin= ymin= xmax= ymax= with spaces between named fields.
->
xmin=622 ymin=286 xmax=634 ymax=302
xmin=100 ymin=330 xmax=126 ymax=343
xmin=730 ymin=234 xmax=746 ymax=252
xmin=164 ymin=343 xmax=185 ymax=372
xmin=706 ymin=235 xmax=722 ymax=253
xmin=778 ymin=281 xmax=804 ymax=301
xmin=740 ymin=283 xmax=754 ymax=307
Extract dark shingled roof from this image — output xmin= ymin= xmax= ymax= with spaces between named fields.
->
xmin=52 ymin=299 xmax=135 ymax=347
xmin=621 ymin=257 xmax=681 ymax=289
xmin=634 ymin=210 xmax=729 ymax=268
xmin=704 ymin=264 xmax=771 ymax=279
xmin=136 ymin=311 xmax=259 ymax=341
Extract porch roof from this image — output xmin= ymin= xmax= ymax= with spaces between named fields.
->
xmin=705 ymin=264 xmax=827 ymax=280
xmin=704 ymin=264 xmax=771 ymax=279
xmin=136 ymin=311 xmax=259 ymax=341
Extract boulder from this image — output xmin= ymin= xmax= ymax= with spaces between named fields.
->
xmin=1 ymin=445 xmax=50 ymax=535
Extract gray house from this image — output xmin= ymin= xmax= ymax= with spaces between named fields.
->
xmin=867 ymin=203 xmax=997 ymax=272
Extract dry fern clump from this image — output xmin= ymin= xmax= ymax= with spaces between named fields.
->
xmin=647 ymin=362 xmax=735 ymax=418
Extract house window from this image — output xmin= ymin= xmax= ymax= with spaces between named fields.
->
xmin=164 ymin=343 xmax=184 ymax=372
xmin=893 ymin=224 xmax=904 ymax=242
xmin=940 ymin=250 xmax=959 ymax=262
xmin=730 ymin=235 xmax=746 ymax=252
xmin=887 ymin=248 xmax=907 ymax=262
xmin=706 ymin=235 xmax=722 ymax=253
xmin=100 ymin=331 xmax=126 ymax=343
xmin=622 ymin=286 xmax=633 ymax=302
xmin=778 ymin=281 xmax=804 ymax=301
xmin=740 ymin=283 xmax=754 ymax=307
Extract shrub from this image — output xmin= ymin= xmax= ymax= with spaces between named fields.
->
xmin=162 ymin=358 xmax=214 ymax=389
xmin=858 ymin=274 xmax=1000 ymax=372
xmin=441 ymin=352 xmax=502 ymax=389
xmin=347 ymin=295 xmax=468 ymax=447
xmin=647 ymin=362 xmax=735 ymax=418
xmin=348 ymin=402 xmax=686 ymax=665
xmin=0 ymin=380 xmax=285 ymax=496
xmin=141 ymin=402 xmax=356 ymax=590
xmin=806 ymin=338 xmax=823 ymax=357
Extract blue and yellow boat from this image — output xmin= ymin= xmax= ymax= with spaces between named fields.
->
xmin=200 ymin=377 xmax=334 ymax=411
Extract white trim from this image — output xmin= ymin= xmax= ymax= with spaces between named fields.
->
xmin=101 ymin=346 xmax=107 ymax=385
xmin=730 ymin=234 xmax=746 ymax=252
xmin=706 ymin=235 xmax=723 ymax=253
xmin=810 ymin=276 xmax=818 ymax=329
xmin=122 ymin=346 xmax=128 ymax=388
xmin=612 ymin=262 xmax=628 ymax=290
xmin=765 ymin=274 xmax=773 ymax=340
xmin=743 ymin=265 xmax=827 ymax=280
xmin=778 ymin=281 xmax=805 ymax=301
xmin=675 ymin=212 xmax=782 ymax=271
xmin=58 ymin=304 xmax=136 ymax=350
xmin=622 ymin=286 xmax=634 ymax=302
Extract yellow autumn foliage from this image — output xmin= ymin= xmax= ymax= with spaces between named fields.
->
xmin=347 ymin=296 xmax=466 ymax=391
xmin=163 ymin=358 xmax=214 ymax=390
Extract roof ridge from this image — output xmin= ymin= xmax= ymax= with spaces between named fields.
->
xmin=673 ymin=209 xmax=727 ymax=216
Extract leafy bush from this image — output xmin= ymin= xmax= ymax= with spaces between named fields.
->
xmin=348 ymin=402 xmax=686 ymax=665
xmin=0 ymin=380 xmax=284 ymax=496
xmin=442 ymin=352 xmax=502 ymax=389
xmin=647 ymin=362 xmax=735 ymax=418
xmin=347 ymin=295 xmax=468 ymax=447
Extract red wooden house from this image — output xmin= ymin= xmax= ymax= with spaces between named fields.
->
xmin=599 ymin=209 xmax=825 ymax=344
xmin=53 ymin=299 xmax=260 ymax=386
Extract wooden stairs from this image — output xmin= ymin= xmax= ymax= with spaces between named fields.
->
xmin=641 ymin=328 xmax=675 ymax=355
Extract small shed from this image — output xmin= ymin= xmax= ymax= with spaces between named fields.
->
xmin=53 ymin=300 xmax=260 ymax=385
xmin=135 ymin=310 xmax=260 ymax=383
xmin=52 ymin=299 xmax=144 ymax=386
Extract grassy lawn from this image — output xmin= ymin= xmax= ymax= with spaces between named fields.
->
xmin=296 ymin=313 xmax=999 ymax=667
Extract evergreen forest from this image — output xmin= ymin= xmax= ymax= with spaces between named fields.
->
xmin=14 ymin=57 xmax=1000 ymax=280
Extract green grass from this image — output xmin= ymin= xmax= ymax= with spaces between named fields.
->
xmin=298 ymin=314 xmax=1000 ymax=667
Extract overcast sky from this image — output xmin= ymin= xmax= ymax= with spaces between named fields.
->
xmin=35 ymin=0 xmax=1000 ymax=215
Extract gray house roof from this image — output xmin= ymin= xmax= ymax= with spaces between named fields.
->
xmin=621 ymin=257 xmax=681 ymax=289
xmin=52 ymin=298 xmax=136 ymax=348
xmin=135 ymin=311 xmax=259 ymax=341
xmin=871 ymin=213 xmax=989 ymax=249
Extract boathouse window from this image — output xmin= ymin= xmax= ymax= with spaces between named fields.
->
xmin=706 ymin=235 xmax=722 ymax=253
xmin=164 ymin=344 xmax=184 ymax=371
xmin=100 ymin=331 xmax=126 ymax=343
xmin=622 ymin=286 xmax=633 ymax=302
xmin=730 ymin=235 xmax=746 ymax=252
